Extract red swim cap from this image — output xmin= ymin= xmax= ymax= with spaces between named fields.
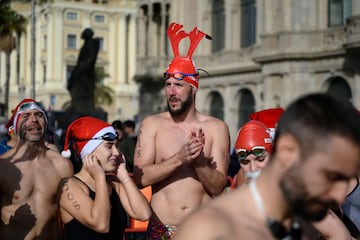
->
xmin=234 ymin=120 xmax=272 ymax=153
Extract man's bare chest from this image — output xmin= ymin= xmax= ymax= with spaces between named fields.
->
xmin=155 ymin=126 xmax=212 ymax=160
xmin=2 ymin=160 xmax=60 ymax=202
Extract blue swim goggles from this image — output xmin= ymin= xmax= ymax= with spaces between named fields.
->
xmin=163 ymin=72 xmax=199 ymax=81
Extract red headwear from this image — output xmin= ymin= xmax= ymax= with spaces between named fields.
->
xmin=61 ymin=116 xmax=116 ymax=159
xmin=6 ymin=98 xmax=47 ymax=134
xmin=249 ymin=107 xmax=284 ymax=140
xmin=165 ymin=22 xmax=211 ymax=89
xmin=234 ymin=120 xmax=272 ymax=153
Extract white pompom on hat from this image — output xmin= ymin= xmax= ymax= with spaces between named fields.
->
xmin=61 ymin=116 xmax=115 ymax=159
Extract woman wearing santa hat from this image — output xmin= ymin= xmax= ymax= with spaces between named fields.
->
xmin=58 ymin=116 xmax=151 ymax=240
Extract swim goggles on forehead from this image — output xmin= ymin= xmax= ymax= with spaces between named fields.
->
xmin=18 ymin=101 xmax=44 ymax=111
xmin=75 ymin=132 xmax=118 ymax=142
xmin=236 ymin=146 xmax=266 ymax=161
xmin=163 ymin=72 xmax=199 ymax=81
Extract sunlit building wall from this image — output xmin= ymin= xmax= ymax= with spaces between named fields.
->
xmin=0 ymin=0 xmax=138 ymax=122
xmin=135 ymin=0 xmax=360 ymax=146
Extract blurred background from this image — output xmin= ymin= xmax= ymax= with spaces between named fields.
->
xmin=0 ymin=0 xmax=358 ymax=146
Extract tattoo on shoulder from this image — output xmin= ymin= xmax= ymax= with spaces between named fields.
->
xmin=62 ymin=181 xmax=81 ymax=210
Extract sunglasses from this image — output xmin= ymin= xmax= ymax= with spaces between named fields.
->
xmin=163 ymin=72 xmax=199 ymax=81
xmin=18 ymin=101 xmax=44 ymax=111
xmin=236 ymin=146 xmax=266 ymax=163
xmin=76 ymin=132 xmax=118 ymax=142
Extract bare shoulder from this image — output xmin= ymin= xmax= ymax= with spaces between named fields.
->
xmin=176 ymin=188 xmax=272 ymax=240
xmin=47 ymin=149 xmax=73 ymax=176
xmin=0 ymin=147 xmax=15 ymax=159
xmin=142 ymin=112 xmax=169 ymax=125
xmin=198 ymin=113 xmax=229 ymax=131
xmin=138 ymin=113 xmax=174 ymax=137
xmin=175 ymin=203 xmax=236 ymax=240
xmin=58 ymin=176 xmax=89 ymax=200
xmin=138 ymin=113 xmax=166 ymax=131
xmin=176 ymin=190 xmax=242 ymax=240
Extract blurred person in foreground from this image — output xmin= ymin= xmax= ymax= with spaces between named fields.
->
xmin=0 ymin=98 xmax=73 ymax=239
xmin=234 ymin=117 xmax=357 ymax=239
xmin=58 ymin=116 xmax=151 ymax=240
xmin=174 ymin=93 xmax=360 ymax=240
xmin=133 ymin=22 xmax=230 ymax=239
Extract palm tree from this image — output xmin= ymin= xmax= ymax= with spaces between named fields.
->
xmin=0 ymin=4 xmax=27 ymax=116
xmin=94 ymin=67 xmax=114 ymax=110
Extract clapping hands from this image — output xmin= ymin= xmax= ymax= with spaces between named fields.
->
xmin=180 ymin=128 xmax=205 ymax=164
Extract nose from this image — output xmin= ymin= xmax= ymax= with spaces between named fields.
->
xmin=112 ymin=145 xmax=120 ymax=156
xmin=169 ymin=85 xmax=176 ymax=95
xmin=328 ymin=181 xmax=349 ymax=204
xmin=29 ymin=113 xmax=39 ymax=122
xmin=249 ymin=160 xmax=257 ymax=172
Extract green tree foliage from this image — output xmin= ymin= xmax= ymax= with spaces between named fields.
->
xmin=94 ymin=67 xmax=114 ymax=109
xmin=0 ymin=3 xmax=27 ymax=115
xmin=63 ymin=67 xmax=114 ymax=111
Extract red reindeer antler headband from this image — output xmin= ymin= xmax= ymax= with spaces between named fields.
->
xmin=165 ymin=22 xmax=211 ymax=89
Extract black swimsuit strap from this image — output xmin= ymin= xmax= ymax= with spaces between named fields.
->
xmin=72 ymin=176 xmax=92 ymax=191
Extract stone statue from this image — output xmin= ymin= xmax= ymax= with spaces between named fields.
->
xmin=67 ymin=28 xmax=99 ymax=113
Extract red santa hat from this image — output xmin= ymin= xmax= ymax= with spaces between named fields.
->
xmin=6 ymin=98 xmax=47 ymax=134
xmin=61 ymin=116 xmax=116 ymax=159
xmin=234 ymin=120 xmax=272 ymax=153
xmin=249 ymin=108 xmax=284 ymax=140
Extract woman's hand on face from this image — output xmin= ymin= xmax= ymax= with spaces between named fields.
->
xmin=83 ymin=154 xmax=105 ymax=179
xmin=116 ymin=153 xmax=131 ymax=182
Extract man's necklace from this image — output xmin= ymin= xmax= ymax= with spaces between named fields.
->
xmin=249 ymin=179 xmax=302 ymax=240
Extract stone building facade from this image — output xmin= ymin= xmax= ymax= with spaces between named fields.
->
xmin=0 ymin=0 xmax=139 ymax=122
xmin=135 ymin=0 xmax=360 ymax=145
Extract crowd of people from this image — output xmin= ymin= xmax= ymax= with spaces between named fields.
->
xmin=1 ymin=21 xmax=360 ymax=240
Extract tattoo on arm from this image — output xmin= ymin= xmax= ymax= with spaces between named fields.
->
xmin=63 ymin=182 xmax=81 ymax=210
xmin=136 ymin=124 xmax=143 ymax=159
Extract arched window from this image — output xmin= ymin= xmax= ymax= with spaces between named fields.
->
xmin=209 ymin=91 xmax=224 ymax=120
xmin=238 ymin=89 xmax=255 ymax=128
xmin=241 ymin=0 xmax=256 ymax=47
xmin=326 ymin=77 xmax=352 ymax=102
xmin=211 ymin=0 xmax=225 ymax=52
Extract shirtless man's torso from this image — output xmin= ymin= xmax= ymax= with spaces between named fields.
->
xmin=0 ymin=99 xmax=73 ymax=240
xmin=137 ymin=111 xmax=229 ymax=225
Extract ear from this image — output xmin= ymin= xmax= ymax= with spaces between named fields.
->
xmin=275 ymin=133 xmax=301 ymax=168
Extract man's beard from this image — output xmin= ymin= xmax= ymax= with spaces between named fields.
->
xmin=279 ymin=170 xmax=333 ymax=221
xmin=19 ymin=122 xmax=45 ymax=142
xmin=167 ymin=90 xmax=193 ymax=116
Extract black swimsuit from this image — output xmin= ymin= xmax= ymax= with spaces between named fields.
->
xmin=63 ymin=176 xmax=127 ymax=240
